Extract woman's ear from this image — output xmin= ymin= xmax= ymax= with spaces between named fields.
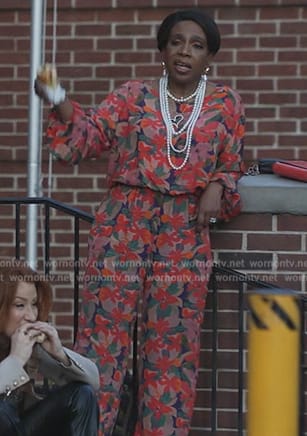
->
xmin=206 ymin=53 xmax=214 ymax=67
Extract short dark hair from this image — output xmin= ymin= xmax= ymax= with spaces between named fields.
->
xmin=157 ymin=8 xmax=221 ymax=55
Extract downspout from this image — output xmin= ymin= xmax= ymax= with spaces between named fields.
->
xmin=26 ymin=0 xmax=45 ymax=269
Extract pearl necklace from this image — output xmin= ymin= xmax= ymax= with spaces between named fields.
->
xmin=167 ymin=80 xmax=203 ymax=103
xmin=159 ymin=74 xmax=207 ymax=170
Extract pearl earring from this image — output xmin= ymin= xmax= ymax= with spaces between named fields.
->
xmin=205 ymin=66 xmax=210 ymax=74
xmin=161 ymin=61 xmax=167 ymax=77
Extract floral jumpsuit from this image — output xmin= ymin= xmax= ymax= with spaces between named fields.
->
xmin=46 ymin=80 xmax=245 ymax=436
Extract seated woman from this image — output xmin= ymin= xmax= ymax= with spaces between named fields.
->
xmin=0 ymin=261 xmax=100 ymax=436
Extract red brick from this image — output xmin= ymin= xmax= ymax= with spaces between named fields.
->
xmin=156 ymin=0 xmax=197 ymax=6
xmin=239 ymin=79 xmax=274 ymax=91
xmin=218 ymin=8 xmax=256 ymax=20
xmin=75 ymin=0 xmax=111 ymax=7
xmin=211 ymin=232 xmax=243 ymax=250
xmin=278 ymin=78 xmax=307 ymax=90
xmin=280 ymin=21 xmax=307 ymax=34
xmin=279 ymin=135 xmax=307 ymax=146
xmin=237 ymin=51 xmax=274 ymax=62
xmin=247 ymin=234 xmax=302 ymax=251
xmin=217 ymin=65 xmax=255 ymax=76
xmin=259 ymin=64 xmax=297 ymax=76
xmin=277 ymin=214 xmax=307 ymax=231
xmin=97 ymin=38 xmax=133 ymax=51
xmin=244 ymin=134 xmax=275 ymax=146
xmin=74 ymin=24 xmax=111 ymax=37
xmin=114 ymin=52 xmax=152 ymax=64
xmin=260 ymin=7 xmax=299 ymax=19
xmin=239 ymin=22 xmax=277 ymax=34
xmin=260 ymin=36 xmax=297 ymax=48
xmin=258 ymin=121 xmax=296 ymax=132
xmin=221 ymin=36 xmax=256 ymax=49
xmin=259 ymin=93 xmax=296 ymax=105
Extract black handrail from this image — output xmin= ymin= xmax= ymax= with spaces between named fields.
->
xmin=0 ymin=196 xmax=94 ymax=222
xmin=0 ymin=196 xmax=93 ymax=338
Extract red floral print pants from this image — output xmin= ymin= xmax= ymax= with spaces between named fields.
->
xmin=74 ymin=185 xmax=212 ymax=436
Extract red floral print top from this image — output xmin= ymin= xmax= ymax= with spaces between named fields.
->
xmin=47 ymin=80 xmax=245 ymax=220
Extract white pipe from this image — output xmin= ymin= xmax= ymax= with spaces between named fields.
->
xmin=26 ymin=0 xmax=45 ymax=269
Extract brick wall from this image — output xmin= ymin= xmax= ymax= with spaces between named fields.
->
xmin=0 ymin=1 xmax=306 ymax=434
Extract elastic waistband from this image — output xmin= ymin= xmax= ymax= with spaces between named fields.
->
xmin=110 ymin=184 xmax=199 ymax=223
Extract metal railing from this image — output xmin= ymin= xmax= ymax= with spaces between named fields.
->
xmin=0 ymin=196 xmax=93 ymax=338
xmin=0 ymin=196 xmax=305 ymax=435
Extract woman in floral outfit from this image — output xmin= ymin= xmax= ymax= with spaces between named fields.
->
xmin=35 ymin=8 xmax=245 ymax=436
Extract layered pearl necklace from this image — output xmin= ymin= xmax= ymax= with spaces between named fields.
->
xmin=159 ymin=74 xmax=207 ymax=170
xmin=167 ymin=78 xmax=203 ymax=103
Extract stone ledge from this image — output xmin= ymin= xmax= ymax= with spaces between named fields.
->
xmin=238 ymin=174 xmax=307 ymax=215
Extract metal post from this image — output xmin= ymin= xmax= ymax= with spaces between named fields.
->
xmin=247 ymin=289 xmax=301 ymax=436
xmin=26 ymin=0 xmax=45 ymax=268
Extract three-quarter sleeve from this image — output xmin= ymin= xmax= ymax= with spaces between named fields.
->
xmin=210 ymin=94 xmax=246 ymax=221
xmin=45 ymin=85 xmax=130 ymax=165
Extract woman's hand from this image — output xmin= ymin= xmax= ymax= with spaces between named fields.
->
xmin=196 ymin=182 xmax=224 ymax=232
xmin=34 ymin=78 xmax=52 ymax=104
xmin=27 ymin=321 xmax=70 ymax=366
xmin=34 ymin=78 xmax=66 ymax=106
xmin=34 ymin=77 xmax=73 ymax=123
xmin=10 ymin=323 xmax=39 ymax=366
xmin=34 ymin=64 xmax=66 ymax=106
